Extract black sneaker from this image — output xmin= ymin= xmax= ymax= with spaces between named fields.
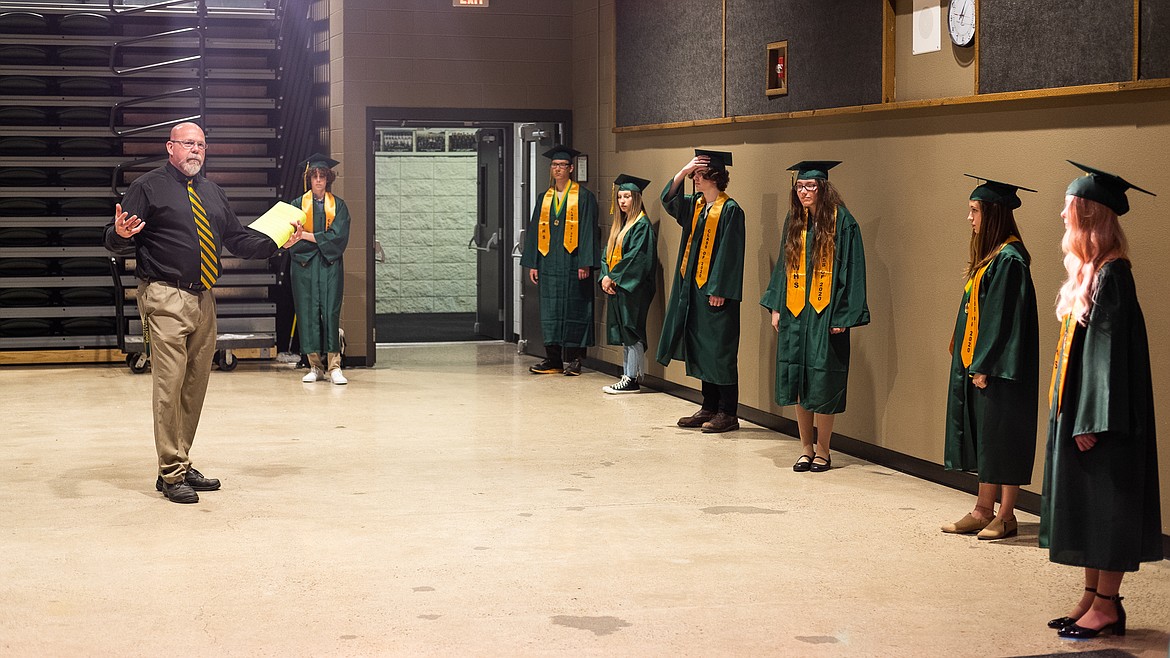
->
xmin=185 ymin=468 xmax=221 ymax=491
xmin=602 ymin=376 xmax=640 ymax=394
xmin=562 ymin=358 xmax=582 ymax=376
xmin=155 ymin=479 xmax=199 ymax=504
xmin=529 ymin=358 xmax=563 ymax=374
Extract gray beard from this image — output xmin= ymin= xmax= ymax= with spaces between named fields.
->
xmin=178 ymin=159 xmax=202 ymax=177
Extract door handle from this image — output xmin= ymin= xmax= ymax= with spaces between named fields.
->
xmin=373 ymin=240 xmax=385 ymax=263
xmin=468 ymin=231 xmax=499 ymax=253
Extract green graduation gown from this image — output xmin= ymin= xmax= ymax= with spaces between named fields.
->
xmin=601 ymin=214 xmax=656 ymax=347
xmin=760 ymin=205 xmax=869 ymax=414
xmin=655 ymin=182 xmax=746 ymax=386
xmin=289 ymin=194 xmax=350 ymax=354
xmin=943 ymin=242 xmax=1039 ymax=484
xmin=1040 ymin=260 xmax=1162 ymax=572
xmin=520 ymin=184 xmax=601 ymax=348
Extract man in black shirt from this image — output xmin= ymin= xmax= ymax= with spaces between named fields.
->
xmin=105 ymin=122 xmax=302 ymax=504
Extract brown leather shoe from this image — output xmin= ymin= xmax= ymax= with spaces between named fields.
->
xmin=677 ymin=409 xmax=716 ymax=428
xmin=701 ymin=411 xmax=740 ymax=433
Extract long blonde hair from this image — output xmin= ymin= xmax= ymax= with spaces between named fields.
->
xmin=1055 ymin=195 xmax=1128 ymax=324
xmin=606 ymin=189 xmax=644 ymax=258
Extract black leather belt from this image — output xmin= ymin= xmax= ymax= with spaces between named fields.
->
xmin=142 ymin=278 xmax=206 ymax=292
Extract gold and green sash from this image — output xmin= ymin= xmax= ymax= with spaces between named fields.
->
xmin=1048 ymin=314 xmax=1077 ymax=411
xmin=606 ymin=212 xmax=644 ymax=271
xmin=537 ymin=181 xmax=579 ymax=256
xmin=680 ymin=193 xmax=728 ymax=288
xmin=785 ymin=207 xmax=837 ymax=317
xmin=960 ymin=236 xmax=1019 ymax=368
xmin=299 ymin=191 xmax=336 ymax=232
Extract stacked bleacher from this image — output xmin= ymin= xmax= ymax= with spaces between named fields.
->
xmin=0 ymin=0 xmax=302 ymax=364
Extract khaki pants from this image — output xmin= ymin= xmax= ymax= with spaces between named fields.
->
xmin=307 ymin=352 xmax=342 ymax=371
xmin=137 ymin=282 xmax=216 ymax=483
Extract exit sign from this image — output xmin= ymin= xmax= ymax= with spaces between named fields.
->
xmin=454 ymin=0 xmax=488 ymax=6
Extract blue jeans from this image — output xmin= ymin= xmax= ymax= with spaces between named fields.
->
xmin=623 ymin=341 xmax=645 ymax=379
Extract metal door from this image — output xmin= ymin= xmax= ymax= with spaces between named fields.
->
xmin=470 ymin=128 xmax=505 ymax=339
xmin=513 ymin=121 xmax=562 ymax=355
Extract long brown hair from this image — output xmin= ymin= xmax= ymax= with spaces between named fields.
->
xmin=606 ymin=189 xmax=644 ymax=259
xmin=783 ymin=180 xmax=844 ymax=271
xmin=967 ymin=200 xmax=1029 ymax=278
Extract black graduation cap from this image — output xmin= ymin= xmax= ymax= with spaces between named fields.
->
xmin=299 ymin=152 xmax=339 ymax=171
xmin=788 ymin=160 xmax=841 ymax=180
xmin=964 ymin=173 xmax=1038 ymax=211
xmin=614 ymin=173 xmax=651 ymax=193
xmin=542 ymin=144 xmax=581 ymax=162
xmin=694 ymin=149 xmax=733 ymax=171
xmin=1065 ymin=161 xmax=1156 ymax=216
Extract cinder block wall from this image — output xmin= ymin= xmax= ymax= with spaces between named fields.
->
xmin=374 ymin=154 xmax=477 ymax=315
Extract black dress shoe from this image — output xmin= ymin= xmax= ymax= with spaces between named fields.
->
xmin=810 ymin=455 xmax=832 ymax=472
xmin=156 ymin=479 xmax=199 ymax=504
xmin=529 ymin=358 xmax=563 ymax=374
xmin=562 ymin=358 xmax=582 ymax=376
xmin=1047 ymin=616 xmax=1077 ymax=630
xmin=1057 ymin=594 xmax=1126 ymax=638
xmin=185 ymin=468 xmax=221 ymax=491
xmin=793 ymin=455 xmax=814 ymax=472
xmin=700 ymin=411 xmax=740 ymax=433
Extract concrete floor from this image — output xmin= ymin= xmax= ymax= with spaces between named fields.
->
xmin=3 ymin=342 xmax=1168 ymax=657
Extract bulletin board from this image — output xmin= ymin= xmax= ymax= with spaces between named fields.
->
xmin=977 ymin=0 xmax=1133 ymax=94
xmin=614 ymin=0 xmax=723 ymax=128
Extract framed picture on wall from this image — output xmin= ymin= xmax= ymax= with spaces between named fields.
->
xmin=380 ymin=130 xmax=413 ymax=152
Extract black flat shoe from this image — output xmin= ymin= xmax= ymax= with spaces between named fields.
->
xmin=792 ymin=455 xmax=813 ymax=472
xmin=1048 ymin=587 xmax=1095 ymax=629
xmin=809 ymin=455 xmax=831 ymax=472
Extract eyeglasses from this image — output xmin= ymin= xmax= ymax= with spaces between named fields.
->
xmin=690 ymin=170 xmax=710 ymax=180
xmin=795 ymin=182 xmax=819 ymax=192
xmin=169 ymin=139 xmax=207 ymax=151
xmin=550 ymin=162 xmax=571 ymax=170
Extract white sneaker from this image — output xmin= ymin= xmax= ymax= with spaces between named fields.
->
xmin=302 ymin=367 xmax=324 ymax=383
xmin=328 ymin=368 xmax=348 ymax=385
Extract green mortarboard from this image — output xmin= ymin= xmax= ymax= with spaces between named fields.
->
xmin=300 ymin=152 xmax=339 ymax=171
xmin=964 ymin=174 xmax=1037 ymax=211
xmin=1066 ymin=160 xmax=1156 ymax=216
xmin=542 ymin=144 xmax=581 ymax=162
xmin=788 ymin=160 xmax=841 ymax=180
xmin=614 ymin=173 xmax=651 ymax=193
xmin=694 ymin=149 xmax=733 ymax=171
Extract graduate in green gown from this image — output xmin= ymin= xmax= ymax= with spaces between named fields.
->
xmin=761 ymin=161 xmax=868 ymax=472
xmin=600 ymin=173 xmax=656 ymax=394
xmin=1040 ymin=162 xmax=1161 ymax=640
xmin=940 ymin=175 xmax=1039 ymax=540
xmin=289 ymin=153 xmax=351 ymax=385
xmin=520 ymin=145 xmax=600 ymax=377
xmin=657 ymin=150 xmax=745 ymax=434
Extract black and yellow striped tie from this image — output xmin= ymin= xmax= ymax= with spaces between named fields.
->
xmin=188 ymin=180 xmax=219 ymax=289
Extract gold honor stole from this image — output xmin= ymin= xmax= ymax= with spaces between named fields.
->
xmin=537 ymin=181 xmax=580 ymax=256
xmin=960 ymin=236 xmax=1019 ymax=368
xmin=679 ymin=193 xmax=728 ymax=288
xmin=785 ymin=207 xmax=838 ymax=317
xmin=1048 ymin=314 xmax=1078 ymax=411
xmin=606 ymin=212 xmax=644 ymax=271
xmin=299 ymin=191 xmax=336 ymax=232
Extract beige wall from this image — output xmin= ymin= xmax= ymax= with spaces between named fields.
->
xmin=328 ymin=0 xmax=575 ymax=359
xmin=577 ymin=1 xmax=1170 ymax=534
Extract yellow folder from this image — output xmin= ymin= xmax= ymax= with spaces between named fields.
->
xmin=248 ymin=201 xmax=306 ymax=246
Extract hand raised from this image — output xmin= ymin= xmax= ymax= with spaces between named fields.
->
xmin=113 ymin=203 xmax=145 ymax=238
